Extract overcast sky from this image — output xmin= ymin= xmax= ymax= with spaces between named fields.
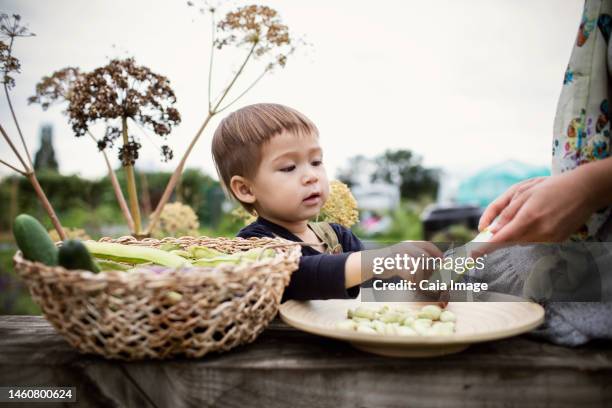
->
xmin=1 ymin=0 xmax=583 ymax=181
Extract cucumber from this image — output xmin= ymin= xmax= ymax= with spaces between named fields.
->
xmin=12 ymin=214 xmax=58 ymax=266
xmin=58 ymin=240 xmax=101 ymax=273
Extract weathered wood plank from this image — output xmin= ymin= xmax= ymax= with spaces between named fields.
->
xmin=0 ymin=316 xmax=611 ymax=408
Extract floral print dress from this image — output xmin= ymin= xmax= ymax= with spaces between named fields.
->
xmin=553 ymin=0 xmax=612 ymax=240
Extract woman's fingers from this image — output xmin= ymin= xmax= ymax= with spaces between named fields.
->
xmin=474 ymin=218 xmax=525 ymax=255
xmin=488 ymin=217 xmax=526 ymax=243
xmin=478 ymin=177 xmax=545 ymax=231
xmin=489 ymin=193 xmax=529 ymax=233
xmin=478 ymin=189 xmax=515 ymax=231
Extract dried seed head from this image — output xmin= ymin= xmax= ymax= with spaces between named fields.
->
xmin=0 ymin=13 xmax=35 ymax=39
xmin=0 ymin=40 xmax=19 ymax=88
xmin=215 ymin=5 xmax=296 ymax=70
xmin=160 ymin=145 xmax=174 ymax=162
xmin=97 ymin=126 xmax=121 ymax=151
xmin=28 ymin=67 xmax=81 ymax=110
xmin=117 ymin=137 xmax=142 ymax=166
xmin=67 ymin=58 xmax=181 ymax=140
xmin=0 ymin=14 xmax=34 ymax=88
xmin=319 ymin=180 xmax=360 ymax=228
xmin=152 ymin=202 xmax=200 ymax=238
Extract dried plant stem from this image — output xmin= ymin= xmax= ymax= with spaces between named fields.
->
xmin=1 ymin=113 xmax=65 ymax=240
xmin=27 ymin=171 xmax=66 ymax=240
xmin=145 ymin=113 xmax=213 ymax=235
xmin=0 ymin=158 xmax=26 ymax=175
xmin=4 ymin=39 xmax=33 ymax=169
xmin=145 ymin=43 xmax=258 ymax=236
xmin=210 ymin=42 xmax=257 ymax=114
xmin=4 ymin=86 xmax=32 ymax=169
xmin=121 ymin=117 xmax=142 ymax=234
xmin=207 ymin=11 xmax=215 ymax=113
xmin=140 ymin=170 xmax=152 ymax=218
xmin=86 ymin=130 xmax=135 ymax=233
xmin=0 ymin=123 xmax=29 ymax=172
xmin=217 ymin=68 xmax=268 ymax=113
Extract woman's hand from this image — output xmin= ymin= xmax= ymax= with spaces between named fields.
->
xmin=478 ymin=172 xmax=595 ymax=243
xmin=478 ymin=176 xmax=547 ymax=232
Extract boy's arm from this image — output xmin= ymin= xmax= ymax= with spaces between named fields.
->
xmin=238 ymin=224 xmax=359 ymax=300
xmin=344 ymin=251 xmax=362 ymax=288
xmin=329 ymin=223 xmax=364 ymax=288
xmin=284 ymin=253 xmax=359 ymax=300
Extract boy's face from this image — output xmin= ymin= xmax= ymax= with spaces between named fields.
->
xmin=248 ymin=130 xmax=329 ymax=223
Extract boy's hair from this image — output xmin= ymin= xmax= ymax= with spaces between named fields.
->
xmin=211 ymin=103 xmax=318 ymax=212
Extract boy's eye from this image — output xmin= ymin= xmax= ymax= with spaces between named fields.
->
xmin=312 ymin=159 xmax=323 ymax=166
xmin=280 ymin=165 xmax=296 ymax=172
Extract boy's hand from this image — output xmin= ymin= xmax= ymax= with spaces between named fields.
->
xmin=345 ymin=242 xmax=448 ymax=307
xmin=387 ymin=241 xmax=448 ymax=307
xmin=385 ymin=241 xmax=442 ymax=281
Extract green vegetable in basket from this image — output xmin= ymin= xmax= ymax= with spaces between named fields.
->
xmin=193 ymin=255 xmax=243 ymax=267
xmin=241 ymin=247 xmax=276 ymax=260
xmin=58 ymin=239 xmax=101 ymax=273
xmin=188 ymin=245 xmax=226 ymax=259
xmin=84 ymin=241 xmax=191 ymax=268
xmin=169 ymin=249 xmax=192 ymax=258
xmin=158 ymin=242 xmax=182 ymax=252
xmin=96 ymin=259 xmax=133 ymax=271
xmin=192 ymin=247 xmax=275 ymax=267
xmin=12 ymin=214 xmax=58 ymax=266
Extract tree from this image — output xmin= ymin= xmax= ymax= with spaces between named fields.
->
xmin=371 ymin=149 xmax=439 ymax=200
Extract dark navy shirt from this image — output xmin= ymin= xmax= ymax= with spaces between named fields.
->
xmin=237 ymin=217 xmax=363 ymax=301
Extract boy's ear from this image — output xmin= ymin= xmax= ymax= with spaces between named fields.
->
xmin=229 ymin=175 xmax=256 ymax=204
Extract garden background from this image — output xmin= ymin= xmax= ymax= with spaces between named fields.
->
xmin=1 ymin=0 xmax=583 ymax=314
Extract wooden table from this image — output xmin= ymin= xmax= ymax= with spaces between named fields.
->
xmin=0 ymin=316 xmax=611 ymax=408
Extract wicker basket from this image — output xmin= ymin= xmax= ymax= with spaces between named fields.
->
xmin=13 ymin=235 xmax=301 ymax=360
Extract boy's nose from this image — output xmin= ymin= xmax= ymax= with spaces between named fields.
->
xmin=302 ymin=169 xmax=318 ymax=184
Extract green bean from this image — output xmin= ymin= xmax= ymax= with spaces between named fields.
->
xmin=439 ymin=310 xmax=456 ymax=322
xmin=339 ymin=304 xmax=457 ymax=337
xmin=351 ymin=306 xmax=378 ymax=320
xmin=418 ymin=305 xmax=442 ymax=320
xmin=85 ymin=241 xmax=191 ymax=268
